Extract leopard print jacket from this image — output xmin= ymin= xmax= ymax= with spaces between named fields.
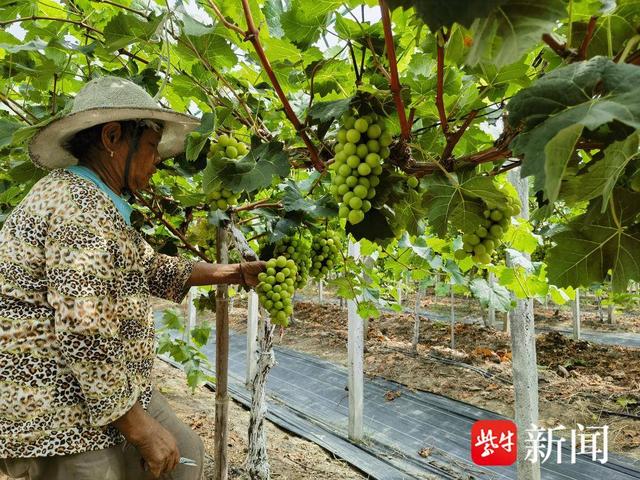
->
xmin=0 ymin=169 xmax=196 ymax=458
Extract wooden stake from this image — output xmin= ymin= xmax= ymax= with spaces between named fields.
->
xmin=215 ymin=226 xmax=229 ymax=480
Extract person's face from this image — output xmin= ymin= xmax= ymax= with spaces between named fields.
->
xmin=126 ymin=127 xmax=163 ymax=193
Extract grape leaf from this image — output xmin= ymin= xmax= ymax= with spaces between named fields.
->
xmin=307 ymin=98 xmax=352 ymax=124
xmin=0 ymin=118 xmax=21 ymax=148
xmin=508 ymin=57 xmax=640 ymax=198
xmin=386 ymin=0 xmax=509 ymax=31
xmin=202 ymin=141 xmax=290 ymax=194
xmin=346 ymin=208 xmax=396 ymax=244
xmin=561 ymin=132 xmax=640 ymax=208
xmin=281 ymin=2 xmax=327 ymax=48
xmin=389 ymin=188 xmax=427 ymax=236
xmin=282 ymin=181 xmax=338 ymax=218
xmin=470 ymin=278 xmax=512 ymax=312
xmin=103 ymin=12 xmax=166 ymax=51
xmin=423 ymin=173 xmax=510 ymax=237
xmin=185 ymin=112 xmax=216 ymax=162
xmin=465 ymin=0 xmax=567 ymax=67
xmin=549 ymin=285 xmax=573 ymax=305
xmin=543 ymin=123 xmax=583 ymax=204
xmin=263 ymin=0 xmax=286 ymax=38
xmin=547 ymin=189 xmax=640 ymax=291
xmin=504 ymin=218 xmax=541 ymax=254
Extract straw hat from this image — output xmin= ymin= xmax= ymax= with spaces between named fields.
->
xmin=28 ymin=76 xmax=200 ymax=170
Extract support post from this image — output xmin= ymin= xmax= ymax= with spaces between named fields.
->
xmin=572 ymin=288 xmax=581 ymax=340
xmin=507 ymin=168 xmax=540 ymax=480
xmin=347 ymin=240 xmax=364 ymax=442
xmin=185 ymin=288 xmax=197 ymax=343
xmin=246 ymin=290 xmax=259 ymax=387
xmin=318 ymin=280 xmax=324 ymax=304
xmin=450 ymin=286 xmax=455 ymax=349
xmin=215 ymin=227 xmax=230 ymax=480
xmin=412 ymin=283 xmax=424 ymax=352
xmin=247 ymin=309 xmax=275 ymax=480
xmin=488 ymin=272 xmax=496 ymax=327
xmin=607 ymin=302 xmax=616 ymax=324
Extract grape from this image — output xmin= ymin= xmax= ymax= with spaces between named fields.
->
xmin=257 ymin=256 xmax=298 ymax=327
xmin=346 ymin=129 xmax=361 ymax=144
xmin=207 ymin=132 xmax=249 ymax=209
xmin=407 ymin=176 xmax=419 ymax=189
xmin=456 ymin=195 xmax=521 ymax=265
xmin=309 ymin=230 xmax=341 ymax=280
xmin=330 ymin=109 xmax=391 ymax=225
xmin=272 ymin=234 xmax=311 ymax=289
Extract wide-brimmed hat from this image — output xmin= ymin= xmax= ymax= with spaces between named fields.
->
xmin=28 ymin=76 xmax=200 ymax=170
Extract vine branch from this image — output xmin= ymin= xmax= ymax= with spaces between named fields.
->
xmin=578 ymin=16 xmax=598 ymax=60
xmin=235 ymin=0 xmax=324 ymax=171
xmin=436 ymin=39 xmax=449 ymax=136
xmin=0 ymin=16 xmax=101 ymax=34
xmin=379 ymin=0 xmax=410 ymax=140
xmin=134 ymin=192 xmax=211 ymax=262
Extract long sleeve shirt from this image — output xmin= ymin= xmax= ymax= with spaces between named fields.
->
xmin=0 ymin=169 xmax=196 ymax=458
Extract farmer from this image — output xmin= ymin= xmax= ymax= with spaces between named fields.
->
xmin=0 ymin=76 xmax=265 ymax=480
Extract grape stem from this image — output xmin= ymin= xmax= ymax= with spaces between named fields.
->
xmin=379 ymin=0 xmax=411 ymax=140
xmin=231 ymin=200 xmax=283 ymax=213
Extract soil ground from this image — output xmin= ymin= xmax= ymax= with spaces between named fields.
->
xmin=214 ymin=291 xmax=640 ymax=462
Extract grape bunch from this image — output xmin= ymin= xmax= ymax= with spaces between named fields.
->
xmin=455 ymin=199 xmax=521 ymax=264
xmin=257 ymin=256 xmax=297 ymax=327
xmin=329 ymin=111 xmax=393 ymax=225
xmin=207 ymin=133 xmax=249 ymax=210
xmin=273 ymin=235 xmax=311 ymax=289
xmin=309 ymin=230 xmax=341 ymax=279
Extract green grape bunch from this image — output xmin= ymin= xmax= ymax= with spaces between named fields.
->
xmin=257 ymin=256 xmax=297 ymax=326
xmin=207 ymin=133 xmax=249 ymax=210
xmin=329 ymin=110 xmax=393 ymax=225
xmin=273 ymin=234 xmax=311 ymax=289
xmin=309 ymin=230 xmax=341 ymax=279
xmin=455 ymin=197 xmax=521 ymax=264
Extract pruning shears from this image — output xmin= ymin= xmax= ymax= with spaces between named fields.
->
xmin=179 ymin=456 xmax=198 ymax=467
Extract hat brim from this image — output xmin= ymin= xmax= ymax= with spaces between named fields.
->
xmin=28 ymin=107 xmax=200 ymax=170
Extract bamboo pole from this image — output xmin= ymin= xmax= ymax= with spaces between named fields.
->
xmin=215 ymin=226 xmax=230 ymax=480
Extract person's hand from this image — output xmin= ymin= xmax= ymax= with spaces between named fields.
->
xmin=112 ymin=403 xmax=180 ymax=479
xmin=238 ymin=260 xmax=267 ymax=287
xmin=133 ymin=417 xmax=180 ymax=478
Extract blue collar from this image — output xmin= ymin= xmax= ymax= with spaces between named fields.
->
xmin=66 ymin=165 xmax=133 ymax=225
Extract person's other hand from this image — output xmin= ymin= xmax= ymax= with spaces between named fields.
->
xmin=238 ymin=260 xmax=267 ymax=287
xmin=133 ymin=417 xmax=180 ymax=478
